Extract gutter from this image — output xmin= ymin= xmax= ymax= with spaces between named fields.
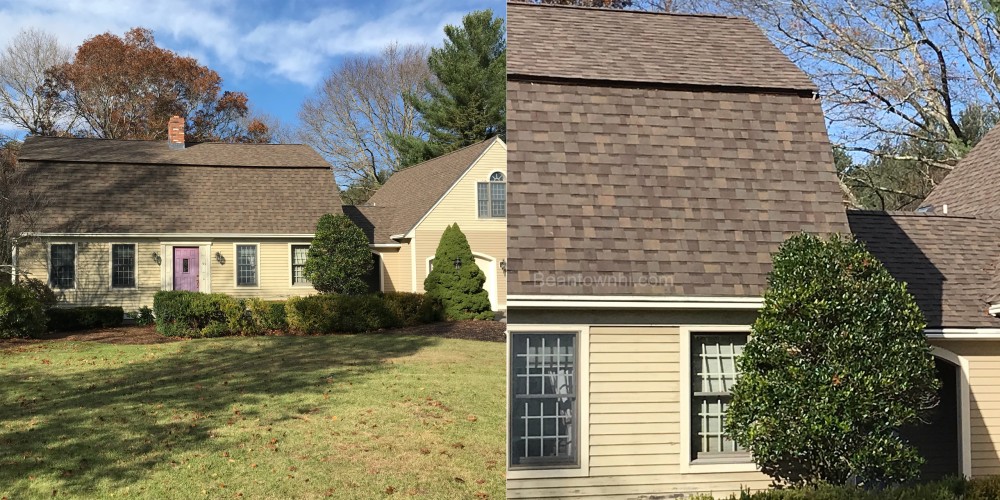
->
xmin=507 ymin=295 xmax=764 ymax=310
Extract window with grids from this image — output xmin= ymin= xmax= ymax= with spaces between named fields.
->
xmin=510 ymin=333 xmax=577 ymax=467
xmin=291 ymin=245 xmax=309 ymax=285
xmin=691 ymin=333 xmax=749 ymax=461
xmin=236 ymin=245 xmax=258 ymax=286
xmin=50 ymin=244 xmax=76 ymax=289
xmin=111 ymin=244 xmax=136 ymax=288
xmin=477 ymin=171 xmax=506 ymax=218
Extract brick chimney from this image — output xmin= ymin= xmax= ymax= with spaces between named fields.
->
xmin=167 ymin=115 xmax=185 ymax=150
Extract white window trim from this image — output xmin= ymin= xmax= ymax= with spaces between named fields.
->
xmin=476 ymin=170 xmax=507 ymax=220
xmin=108 ymin=243 xmax=138 ymax=290
xmin=506 ymin=324 xmax=590 ymax=479
xmin=233 ymin=243 xmax=260 ymax=289
xmin=48 ymin=242 xmax=77 ymax=291
xmin=288 ymin=243 xmax=311 ymax=288
xmin=928 ymin=346 xmax=972 ymax=478
xmin=679 ymin=325 xmax=759 ymax=474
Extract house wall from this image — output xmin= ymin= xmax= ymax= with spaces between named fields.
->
xmin=411 ymin=140 xmax=507 ymax=308
xmin=376 ymin=243 xmax=413 ymax=293
xmin=16 ymin=236 xmax=319 ymax=309
xmin=507 ymin=308 xmax=769 ymax=499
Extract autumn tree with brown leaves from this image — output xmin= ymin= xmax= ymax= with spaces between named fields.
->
xmin=48 ymin=27 xmax=269 ymax=143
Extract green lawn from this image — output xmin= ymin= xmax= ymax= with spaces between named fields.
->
xmin=0 ymin=334 xmax=504 ymax=499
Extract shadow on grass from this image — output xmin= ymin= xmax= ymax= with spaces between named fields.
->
xmin=0 ymin=334 xmax=438 ymax=497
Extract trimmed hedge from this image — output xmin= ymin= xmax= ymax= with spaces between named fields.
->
xmin=46 ymin=306 xmax=124 ymax=332
xmin=153 ymin=291 xmax=443 ymax=337
xmin=695 ymin=476 xmax=1000 ymax=499
xmin=0 ymin=284 xmax=47 ymax=338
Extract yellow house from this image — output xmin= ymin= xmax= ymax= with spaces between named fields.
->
xmin=13 ymin=124 xmax=341 ymax=310
xmin=346 ymin=136 xmax=507 ymax=311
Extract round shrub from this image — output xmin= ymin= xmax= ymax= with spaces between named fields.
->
xmin=726 ymin=233 xmax=938 ymax=487
xmin=304 ymin=214 xmax=373 ymax=295
xmin=19 ymin=278 xmax=58 ymax=307
xmin=0 ymin=284 xmax=46 ymax=338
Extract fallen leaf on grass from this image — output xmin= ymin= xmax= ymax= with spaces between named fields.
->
xmin=384 ymin=486 xmax=395 ymax=495
xmin=466 ymin=415 xmax=477 ymax=422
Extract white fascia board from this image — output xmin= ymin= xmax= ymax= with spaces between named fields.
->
xmin=24 ymin=232 xmax=315 ymax=239
xmin=925 ymin=328 xmax=1000 ymax=339
xmin=507 ymin=295 xmax=764 ymax=310
xmin=370 ymin=243 xmax=401 ymax=249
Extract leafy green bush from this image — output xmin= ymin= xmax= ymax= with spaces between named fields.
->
xmin=304 ymin=214 xmax=374 ymax=295
xmin=423 ymin=223 xmax=493 ymax=320
xmin=382 ymin=292 xmax=444 ymax=326
xmin=131 ymin=306 xmax=155 ymax=326
xmin=19 ymin=278 xmax=58 ymax=307
xmin=0 ymin=284 xmax=46 ymax=338
xmin=46 ymin=306 xmax=124 ymax=332
xmin=153 ymin=291 xmax=239 ymax=337
xmin=726 ymin=233 xmax=938 ymax=487
xmin=244 ymin=298 xmax=287 ymax=332
xmin=707 ymin=476 xmax=974 ymax=499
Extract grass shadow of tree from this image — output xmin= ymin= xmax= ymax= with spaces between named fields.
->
xmin=0 ymin=334 xmax=438 ymax=497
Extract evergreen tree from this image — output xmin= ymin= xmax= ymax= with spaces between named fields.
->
xmin=304 ymin=214 xmax=373 ymax=295
xmin=424 ymin=224 xmax=493 ymax=320
xmin=390 ymin=10 xmax=506 ymax=166
xmin=726 ymin=233 xmax=939 ymax=487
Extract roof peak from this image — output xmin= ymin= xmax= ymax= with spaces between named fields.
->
xmin=506 ymin=1 xmax=741 ymax=21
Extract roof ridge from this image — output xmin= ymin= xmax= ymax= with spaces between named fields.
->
xmin=392 ymin=136 xmax=498 ymax=174
xmin=506 ymin=1 xmax=743 ymax=21
xmin=26 ymin=136 xmax=311 ymax=147
xmin=847 ymin=209 xmax=980 ymax=220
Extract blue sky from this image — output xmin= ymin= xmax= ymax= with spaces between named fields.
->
xmin=0 ymin=0 xmax=505 ymax=138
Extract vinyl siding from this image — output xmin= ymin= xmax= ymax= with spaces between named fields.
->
xmin=412 ymin=140 xmax=507 ymax=308
xmin=507 ymin=322 xmax=770 ymax=499
xmin=17 ymin=236 xmax=318 ymax=308
xmin=930 ymin=340 xmax=1000 ymax=478
xmin=377 ymin=243 xmax=413 ymax=293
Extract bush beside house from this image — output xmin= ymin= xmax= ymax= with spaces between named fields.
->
xmin=726 ymin=233 xmax=939 ymax=487
xmin=424 ymin=223 xmax=493 ymax=320
xmin=695 ymin=476 xmax=1000 ymax=499
xmin=46 ymin=306 xmax=124 ymax=331
xmin=0 ymin=284 xmax=47 ymax=338
xmin=304 ymin=214 xmax=373 ymax=295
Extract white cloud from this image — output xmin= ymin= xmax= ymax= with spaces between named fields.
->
xmin=0 ymin=0 xmax=471 ymax=87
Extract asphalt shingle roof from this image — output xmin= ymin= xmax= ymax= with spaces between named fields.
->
xmin=921 ymin=126 xmax=1000 ymax=217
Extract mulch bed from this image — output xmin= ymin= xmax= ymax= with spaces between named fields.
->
xmin=0 ymin=320 xmax=507 ymax=348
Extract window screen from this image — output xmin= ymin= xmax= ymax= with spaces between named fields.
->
xmin=111 ymin=244 xmax=136 ymax=288
xmin=291 ymin=245 xmax=309 ymax=285
xmin=691 ymin=333 xmax=748 ymax=460
xmin=510 ymin=333 xmax=577 ymax=467
xmin=236 ymin=245 xmax=258 ymax=286
xmin=49 ymin=244 xmax=75 ymax=289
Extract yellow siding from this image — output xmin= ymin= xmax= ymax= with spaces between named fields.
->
xmin=17 ymin=237 xmax=160 ymax=311
xmin=930 ymin=340 xmax=1000 ymax=477
xmin=377 ymin=243 xmax=412 ymax=293
xmin=507 ymin=325 xmax=770 ymax=499
xmin=411 ymin=140 xmax=507 ymax=308
xmin=16 ymin=237 xmax=319 ymax=308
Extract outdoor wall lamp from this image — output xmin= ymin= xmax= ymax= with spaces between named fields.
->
xmin=453 ymin=257 xmax=462 ymax=270
xmin=215 ymin=252 xmax=225 ymax=264
xmin=151 ymin=251 xmax=161 ymax=265
xmin=499 ymin=259 xmax=507 ymax=274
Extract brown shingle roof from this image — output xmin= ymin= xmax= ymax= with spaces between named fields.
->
xmin=921 ymin=126 xmax=1000 ymax=217
xmin=507 ymin=2 xmax=817 ymax=91
xmin=19 ymin=136 xmax=331 ymax=168
xmin=507 ymin=81 xmax=849 ymax=297
xmin=848 ymin=210 xmax=1000 ymax=329
xmin=359 ymin=137 xmax=499 ymax=242
xmin=20 ymin=136 xmax=340 ymax=234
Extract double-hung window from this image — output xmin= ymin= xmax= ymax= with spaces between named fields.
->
xmin=510 ymin=332 xmax=578 ymax=467
xmin=111 ymin=244 xmax=136 ymax=288
xmin=236 ymin=244 xmax=258 ymax=286
xmin=291 ymin=245 xmax=309 ymax=285
xmin=477 ymin=171 xmax=506 ymax=218
xmin=49 ymin=244 xmax=76 ymax=289
xmin=690 ymin=333 xmax=749 ymax=462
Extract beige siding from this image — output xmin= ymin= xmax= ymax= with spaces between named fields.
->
xmin=17 ymin=237 xmax=160 ymax=311
xmin=508 ymin=324 xmax=770 ymax=499
xmin=16 ymin=236 xmax=319 ymax=308
xmin=411 ymin=140 xmax=507 ymax=308
xmin=930 ymin=340 xmax=1000 ymax=478
xmin=377 ymin=243 xmax=412 ymax=293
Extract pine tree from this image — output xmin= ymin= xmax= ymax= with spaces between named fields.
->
xmin=423 ymin=224 xmax=493 ymax=320
xmin=304 ymin=214 xmax=373 ymax=295
xmin=390 ymin=10 xmax=506 ymax=166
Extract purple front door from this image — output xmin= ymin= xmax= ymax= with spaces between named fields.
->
xmin=173 ymin=247 xmax=199 ymax=291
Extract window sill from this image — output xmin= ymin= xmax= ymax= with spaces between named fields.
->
xmin=507 ymin=463 xmax=586 ymax=480
xmin=681 ymin=456 xmax=758 ymax=474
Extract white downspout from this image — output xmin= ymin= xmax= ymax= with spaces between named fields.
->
xmin=10 ymin=236 xmax=18 ymax=285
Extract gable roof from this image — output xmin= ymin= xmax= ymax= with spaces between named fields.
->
xmin=506 ymin=3 xmax=849 ymax=298
xmin=921 ymin=126 xmax=1000 ymax=217
xmin=359 ymin=137 xmax=500 ymax=242
xmin=848 ymin=210 xmax=1000 ymax=329
xmin=20 ymin=136 xmax=340 ymax=234
xmin=507 ymin=2 xmax=817 ymax=92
